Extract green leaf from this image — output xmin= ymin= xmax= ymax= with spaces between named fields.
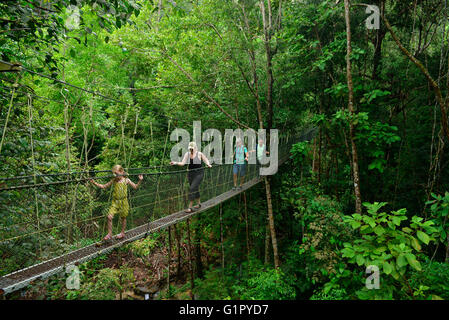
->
xmin=416 ymin=230 xmax=430 ymax=245
xmin=392 ymin=216 xmax=402 ymax=226
xmin=383 ymin=261 xmax=393 ymax=275
xmin=396 ymin=254 xmax=407 ymax=268
xmin=402 ymin=227 xmax=412 ymax=234
xmin=373 ymin=246 xmax=387 ymax=254
xmin=350 ymin=220 xmax=361 ymax=229
xmin=341 ymin=247 xmax=355 ymax=258
xmin=363 ymin=216 xmax=376 ymax=228
xmin=410 ymin=237 xmax=421 ymax=251
xmin=405 ymin=253 xmax=422 ymax=271
xmin=373 ymin=225 xmax=385 ymax=236
xmin=356 ymin=255 xmax=365 ymax=266
xmin=360 ymin=225 xmax=371 ymax=232
xmin=391 ymin=270 xmax=400 ymax=280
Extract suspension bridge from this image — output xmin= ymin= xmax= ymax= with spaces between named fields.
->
xmin=0 ymin=129 xmax=316 ymax=296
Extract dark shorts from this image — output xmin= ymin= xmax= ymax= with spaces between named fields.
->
xmin=233 ymin=163 xmax=246 ymax=176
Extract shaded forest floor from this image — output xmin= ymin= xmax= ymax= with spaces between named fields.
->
xmin=6 ymin=234 xmax=203 ymax=300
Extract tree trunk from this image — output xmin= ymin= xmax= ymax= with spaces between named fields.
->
xmin=372 ymin=0 xmax=386 ymax=80
xmin=318 ymin=128 xmax=322 ymax=184
xmin=259 ymin=0 xmax=281 ymax=270
xmin=264 ymin=177 xmax=279 ymax=268
xmin=167 ymin=226 xmax=171 ymax=294
xmin=264 ymin=222 xmax=270 ymax=264
xmin=61 ymin=44 xmax=75 ymax=243
xmin=446 ymin=237 xmax=449 ymax=263
xmin=194 ymin=216 xmax=203 ymax=278
xmin=344 ymin=0 xmax=363 ymax=214
xmin=219 ymin=204 xmax=225 ymax=271
xmin=243 ymin=192 xmax=250 ymax=260
xmin=236 ymin=0 xmax=281 ymax=268
xmin=312 ymin=137 xmax=318 ymax=174
xmin=186 ymin=218 xmax=194 ymax=300
xmin=173 ymin=224 xmax=182 ymax=278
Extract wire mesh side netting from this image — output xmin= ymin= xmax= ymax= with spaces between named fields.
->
xmin=0 ymin=163 xmax=255 ymax=276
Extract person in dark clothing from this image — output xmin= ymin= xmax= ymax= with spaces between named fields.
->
xmin=170 ymin=141 xmax=212 ymax=212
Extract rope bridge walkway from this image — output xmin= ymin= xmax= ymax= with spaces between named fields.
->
xmin=0 ymin=129 xmax=316 ymax=295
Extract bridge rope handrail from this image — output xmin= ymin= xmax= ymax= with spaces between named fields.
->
xmin=0 ymin=158 xmax=259 ymax=190
xmin=0 ymin=174 xmax=239 ymax=244
xmin=0 ymin=137 xmax=298 ymax=186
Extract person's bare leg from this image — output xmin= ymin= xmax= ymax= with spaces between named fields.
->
xmin=104 ymin=215 xmax=113 ymax=240
xmin=116 ymin=218 xmax=126 ymax=239
xmin=240 ymin=176 xmax=245 ymax=187
xmin=233 ymin=173 xmax=237 ymax=187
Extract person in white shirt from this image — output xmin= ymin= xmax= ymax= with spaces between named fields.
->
xmin=250 ymin=138 xmax=270 ymax=177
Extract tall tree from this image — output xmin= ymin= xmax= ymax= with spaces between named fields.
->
xmin=344 ymin=0 xmax=362 ymax=214
xmin=382 ymin=12 xmax=449 ymax=143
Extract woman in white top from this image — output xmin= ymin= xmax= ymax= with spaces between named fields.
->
xmin=170 ymin=142 xmax=212 ymax=213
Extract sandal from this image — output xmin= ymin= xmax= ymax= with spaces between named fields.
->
xmin=115 ymin=233 xmax=125 ymax=240
xmin=96 ymin=234 xmax=112 ymax=246
xmin=193 ymin=204 xmax=201 ymax=210
xmin=185 ymin=208 xmax=195 ymax=213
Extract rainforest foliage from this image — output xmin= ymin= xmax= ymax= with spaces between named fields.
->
xmin=1 ymin=0 xmax=449 ymax=300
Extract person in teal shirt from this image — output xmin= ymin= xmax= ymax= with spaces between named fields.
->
xmin=233 ymin=138 xmax=248 ymax=190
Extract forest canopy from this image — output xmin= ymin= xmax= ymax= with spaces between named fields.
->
xmin=1 ymin=0 xmax=449 ymax=301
